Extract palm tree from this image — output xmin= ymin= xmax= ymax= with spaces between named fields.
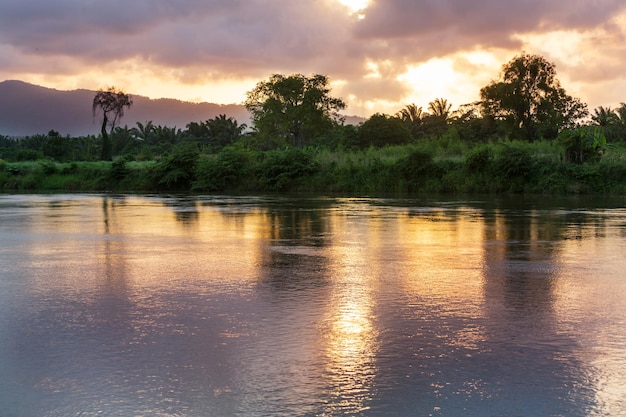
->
xmin=153 ymin=125 xmax=181 ymax=145
xmin=185 ymin=121 xmax=209 ymax=140
xmin=615 ymin=103 xmax=626 ymax=125
xmin=428 ymin=98 xmax=452 ymax=121
xmin=422 ymin=98 xmax=453 ymax=137
xmin=396 ymin=104 xmax=424 ymax=138
xmin=131 ymin=121 xmax=155 ymax=142
xmin=591 ymin=106 xmax=617 ymax=127
xmin=92 ymin=87 xmax=132 ymax=160
xmin=396 ymin=104 xmax=423 ymax=123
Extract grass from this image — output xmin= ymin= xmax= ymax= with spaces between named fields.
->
xmin=2 ymin=140 xmax=626 ymax=195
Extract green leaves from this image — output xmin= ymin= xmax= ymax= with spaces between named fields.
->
xmin=480 ymin=53 xmax=588 ymax=142
xmin=559 ymin=127 xmax=607 ymax=164
xmin=245 ymin=74 xmax=346 ymax=148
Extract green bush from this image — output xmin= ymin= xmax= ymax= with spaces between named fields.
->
xmin=39 ymin=160 xmax=58 ymax=176
xmin=193 ymin=146 xmax=256 ymax=192
xmin=109 ymin=158 xmax=129 ymax=181
xmin=464 ymin=145 xmax=494 ymax=173
xmin=256 ymin=148 xmax=319 ymax=191
xmin=151 ymin=143 xmax=200 ymax=191
xmin=395 ymin=149 xmax=440 ymax=192
xmin=495 ymin=143 xmax=533 ymax=180
xmin=559 ymin=127 xmax=606 ymax=164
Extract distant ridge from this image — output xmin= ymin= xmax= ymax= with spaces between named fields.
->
xmin=0 ymin=80 xmax=365 ymax=137
xmin=0 ymin=80 xmax=250 ymax=137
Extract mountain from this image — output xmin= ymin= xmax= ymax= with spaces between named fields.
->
xmin=0 ymin=80 xmax=251 ymax=137
xmin=0 ymin=80 xmax=365 ymax=137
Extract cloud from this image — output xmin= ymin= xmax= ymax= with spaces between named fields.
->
xmin=1 ymin=0 xmax=626 ymax=112
xmin=0 ymin=1 xmax=357 ymax=76
xmin=355 ymin=0 xmax=626 ymax=45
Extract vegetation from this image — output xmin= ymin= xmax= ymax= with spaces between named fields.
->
xmin=92 ymin=87 xmax=133 ymax=160
xmin=2 ymin=54 xmax=626 ymax=196
xmin=480 ymin=53 xmax=588 ymax=142
xmin=245 ymin=73 xmax=346 ymax=148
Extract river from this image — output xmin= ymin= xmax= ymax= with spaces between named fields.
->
xmin=1 ymin=194 xmax=625 ymax=416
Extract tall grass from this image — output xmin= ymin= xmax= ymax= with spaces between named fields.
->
xmin=2 ymin=140 xmax=626 ymax=195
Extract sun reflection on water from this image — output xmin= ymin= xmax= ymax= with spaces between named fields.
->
xmin=323 ymin=288 xmax=377 ymax=414
xmin=320 ymin=206 xmax=382 ymax=415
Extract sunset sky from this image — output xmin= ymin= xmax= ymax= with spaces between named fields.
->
xmin=1 ymin=0 xmax=626 ymax=117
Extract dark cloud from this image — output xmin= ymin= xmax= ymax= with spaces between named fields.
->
xmin=0 ymin=1 xmax=364 ymax=80
xmin=354 ymin=0 xmax=626 ymax=59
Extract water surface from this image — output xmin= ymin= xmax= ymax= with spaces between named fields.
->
xmin=1 ymin=194 xmax=626 ymax=416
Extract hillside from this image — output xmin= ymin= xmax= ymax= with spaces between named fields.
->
xmin=0 ymin=80 xmax=250 ymax=137
xmin=0 ymin=80 xmax=365 ymax=137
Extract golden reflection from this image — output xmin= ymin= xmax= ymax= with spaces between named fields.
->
xmin=322 ymin=203 xmax=380 ymax=414
xmin=396 ymin=209 xmax=486 ymax=301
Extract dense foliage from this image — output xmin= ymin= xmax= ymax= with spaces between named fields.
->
xmin=480 ymin=53 xmax=588 ymax=142
xmin=245 ymin=73 xmax=346 ymax=148
xmin=2 ymin=54 xmax=626 ymax=195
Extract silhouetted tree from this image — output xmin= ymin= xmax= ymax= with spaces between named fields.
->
xmin=396 ymin=104 xmax=425 ymax=138
xmin=591 ymin=106 xmax=617 ymax=127
xmin=480 ymin=53 xmax=587 ymax=141
xmin=423 ymin=98 xmax=453 ymax=136
xmin=428 ymin=98 xmax=452 ymax=120
xmin=92 ymin=87 xmax=132 ymax=160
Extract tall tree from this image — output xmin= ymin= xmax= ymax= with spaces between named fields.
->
xmin=480 ymin=53 xmax=588 ymax=141
xmin=92 ymin=87 xmax=133 ymax=160
xmin=424 ymin=98 xmax=453 ymax=136
xmin=245 ymin=74 xmax=346 ymax=148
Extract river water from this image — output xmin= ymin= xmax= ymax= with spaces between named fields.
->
xmin=1 ymin=194 xmax=626 ymax=416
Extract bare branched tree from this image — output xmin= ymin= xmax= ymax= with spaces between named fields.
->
xmin=93 ymin=87 xmax=132 ymax=160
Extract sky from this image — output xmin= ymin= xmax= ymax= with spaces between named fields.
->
xmin=1 ymin=0 xmax=626 ymax=117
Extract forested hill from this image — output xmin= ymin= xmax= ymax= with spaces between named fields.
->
xmin=0 ymin=80 xmax=251 ymax=137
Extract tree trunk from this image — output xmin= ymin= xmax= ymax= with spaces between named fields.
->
xmin=294 ymin=130 xmax=305 ymax=148
xmin=100 ymin=115 xmax=112 ymax=160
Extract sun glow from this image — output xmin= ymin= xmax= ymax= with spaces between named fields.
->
xmin=336 ymin=0 xmax=369 ymax=16
xmin=397 ymin=52 xmax=501 ymax=110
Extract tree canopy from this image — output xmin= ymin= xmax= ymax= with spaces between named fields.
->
xmin=480 ymin=53 xmax=588 ymax=142
xmin=358 ymin=113 xmax=412 ymax=147
xmin=245 ymin=73 xmax=346 ymax=148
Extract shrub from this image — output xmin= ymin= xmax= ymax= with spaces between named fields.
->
xmin=39 ymin=160 xmax=58 ymax=176
xmin=193 ymin=146 xmax=256 ymax=192
xmin=256 ymin=148 xmax=319 ymax=191
xmin=495 ymin=143 xmax=533 ymax=180
xmin=464 ymin=145 xmax=494 ymax=173
xmin=395 ymin=149 xmax=440 ymax=192
xmin=559 ymin=127 xmax=606 ymax=164
xmin=109 ymin=158 xmax=129 ymax=181
xmin=152 ymin=143 xmax=200 ymax=191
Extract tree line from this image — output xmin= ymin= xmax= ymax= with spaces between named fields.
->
xmin=1 ymin=52 xmax=626 ymax=166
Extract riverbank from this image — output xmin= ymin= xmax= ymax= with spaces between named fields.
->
xmin=2 ymin=140 xmax=626 ymax=195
